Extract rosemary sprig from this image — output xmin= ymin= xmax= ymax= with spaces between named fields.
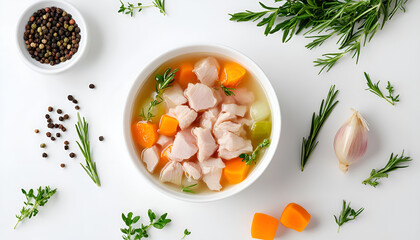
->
xmin=76 ymin=113 xmax=101 ymax=187
xmin=240 ymin=138 xmax=270 ymax=165
xmin=364 ymin=72 xmax=399 ymax=105
xmin=121 ymin=210 xmax=171 ymax=240
xmin=220 ymin=84 xmax=235 ymax=96
xmin=301 ymin=85 xmax=339 ymax=171
xmin=362 ymin=150 xmax=411 ymax=187
xmin=334 ymin=200 xmax=364 ymax=232
xmin=118 ymin=0 xmax=166 ymax=17
xmin=230 ymin=0 xmax=408 ymax=73
xmin=181 ymin=229 xmax=191 ymax=239
xmin=14 ymin=186 xmax=57 ymax=229
xmin=140 ymin=68 xmax=178 ymax=121
xmin=181 ymin=183 xmax=197 ymax=193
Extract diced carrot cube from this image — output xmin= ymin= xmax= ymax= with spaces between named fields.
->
xmin=223 ymin=157 xmax=250 ymax=184
xmin=280 ymin=203 xmax=311 ymax=232
xmin=158 ymin=115 xmax=179 ymax=136
xmin=219 ymin=62 xmax=246 ymax=88
xmin=175 ymin=63 xmax=198 ymax=89
xmin=251 ymin=213 xmax=279 ymax=240
xmin=131 ymin=121 xmax=158 ymax=148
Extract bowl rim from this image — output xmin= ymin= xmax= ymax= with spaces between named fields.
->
xmin=123 ymin=43 xmax=281 ymax=202
xmin=15 ymin=0 xmax=88 ymax=74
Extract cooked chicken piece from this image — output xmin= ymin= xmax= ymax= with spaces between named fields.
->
xmin=168 ymin=105 xmax=197 ymax=130
xmin=221 ymin=103 xmax=247 ymax=117
xmin=163 ymin=84 xmax=188 ymax=108
xmin=199 ymin=158 xmax=225 ymax=191
xmin=168 ymin=129 xmax=198 ymax=161
xmin=199 ymin=108 xmax=219 ymax=129
xmin=184 ymin=83 xmax=218 ymax=112
xmin=142 ymin=146 xmax=160 ymax=173
xmin=232 ymin=88 xmax=255 ymax=105
xmin=214 ymin=112 xmax=237 ymax=126
xmin=160 ymin=161 xmax=184 ymax=185
xmin=156 ymin=135 xmax=173 ymax=149
xmin=182 ymin=162 xmax=202 ymax=180
xmin=217 ymin=132 xmax=253 ymax=160
xmin=193 ymin=57 xmax=220 ymax=87
xmin=192 ymin=127 xmax=218 ymax=162
xmin=213 ymin=121 xmax=243 ymax=140
xmin=214 ymin=88 xmax=237 ymax=105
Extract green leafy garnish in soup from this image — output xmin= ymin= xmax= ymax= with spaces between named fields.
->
xmin=130 ymin=54 xmax=272 ymax=193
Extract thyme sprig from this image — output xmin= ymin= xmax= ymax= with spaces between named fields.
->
xmin=220 ymin=84 xmax=235 ymax=96
xmin=76 ymin=113 xmax=101 ymax=187
xmin=181 ymin=229 xmax=191 ymax=239
xmin=14 ymin=186 xmax=57 ymax=229
xmin=140 ymin=68 xmax=178 ymax=121
xmin=121 ymin=210 xmax=171 ymax=240
xmin=118 ymin=0 xmax=166 ymax=17
xmin=301 ymin=85 xmax=339 ymax=171
xmin=181 ymin=183 xmax=197 ymax=193
xmin=230 ymin=0 xmax=408 ymax=73
xmin=240 ymin=138 xmax=270 ymax=165
xmin=334 ymin=200 xmax=364 ymax=232
xmin=362 ymin=150 xmax=411 ymax=187
xmin=364 ymin=72 xmax=399 ymax=105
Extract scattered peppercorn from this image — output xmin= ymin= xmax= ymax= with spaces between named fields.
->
xmin=54 ymin=124 xmax=59 ymax=128
xmin=59 ymin=116 xmax=64 ymax=121
xmin=63 ymin=114 xmax=69 ymax=119
xmin=48 ymin=106 xmax=53 ymax=112
xmin=69 ymin=152 xmax=75 ymax=158
xmin=89 ymin=84 xmax=95 ymax=89
xmin=57 ymin=109 xmax=62 ymax=114
xmin=34 ymin=129 xmax=40 ymax=133
xmin=64 ymin=140 xmax=69 ymax=145
xmin=64 ymin=145 xmax=69 ymax=150
xmin=59 ymin=124 xmax=63 ymax=129
xmin=45 ymin=114 xmax=50 ymax=119
xmin=47 ymin=118 xmax=53 ymax=123
xmin=46 ymin=132 xmax=52 ymax=137
xmin=51 ymin=137 xmax=56 ymax=141
xmin=40 ymin=143 xmax=46 ymax=148
xmin=56 ymin=133 xmax=61 ymax=137
xmin=60 ymin=163 xmax=66 ymax=168
xmin=48 ymin=123 xmax=54 ymax=128
xmin=72 ymin=99 xmax=78 ymax=104
xmin=67 ymin=95 xmax=74 ymax=101
xmin=42 ymin=153 xmax=48 ymax=158
xmin=62 ymin=127 xmax=67 ymax=132
xmin=99 ymin=136 xmax=104 ymax=141
xmin=75 ymin=105 xmax=80 ymax=110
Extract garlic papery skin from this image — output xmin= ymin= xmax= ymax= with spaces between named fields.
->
xmin=334 ymin=109 xmax=369 ymax=173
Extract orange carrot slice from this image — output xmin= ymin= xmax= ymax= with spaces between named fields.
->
xmin=280 ymin=203 xmax=311 ymax=232
xmin=223 ymin=157 xmax=250 ymax=184
xmin=175 ymin=63 xmax=198 ymax=89
xmin=131 ymin=121 xmax=158 ymax=148
xmin=158 ymin=115 xmax=179 ymax=136
xmin=219 ymin=62 xmax=246 ymax=88
xmin=251 ymin=213 xmax=279 ymax=240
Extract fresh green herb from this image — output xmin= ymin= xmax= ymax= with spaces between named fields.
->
xmin=362 ymin=150 xmax=411 ymax=187
xmin=240 ymin=138 xmax=270 ymax=165
xmin=364 ymin=72 xmax=399 ymax=106
xmin=140 ymin=68 xmax=178 ymax=121
xmin=14 ymin=186 xmax=57 ymax=229
xmin=181 ymin=183 xmax=197 ymax=193
xmin=181 ymin=229 xmax=191 ymax=239
xmin=76 ymin=113 xmax=101 ymax=187
xmin=334 ymin=200 xmax=364 ymax=232
xmin=121 ymin=210 xmax=171 ymax=240
xmin=118 ymin=0 xmax=166 ymax=17
xmin=301 ymin=85 xmax=339 ymax=171
xmin=220 ymin=84 xmax=235 ymax=96
xmin=230 ymin=0 xmax=408 ymax=73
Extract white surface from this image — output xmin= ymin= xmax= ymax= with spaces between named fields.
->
xmin=16 ymin=0 xmax=88 ymax=74
xmin=0 ymin=0 xmax=419 ymax=239
xmin=122 ymin=44 xmax=281 ymax=202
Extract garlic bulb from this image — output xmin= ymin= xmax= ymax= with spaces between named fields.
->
xmin=334 ymin=109 xmax=369 ymax=172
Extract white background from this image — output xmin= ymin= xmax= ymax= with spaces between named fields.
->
xmin=1 ymin=0 xmax=419 ymax=239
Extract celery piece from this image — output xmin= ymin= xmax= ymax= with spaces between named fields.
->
xmin=251 ymin=121 xmax=272 ymax=143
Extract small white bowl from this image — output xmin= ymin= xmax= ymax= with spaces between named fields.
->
xmin=123 ymin=44 xmax=281 ymax=202
xmin=16 ymin=0 xmax=87 ymax=74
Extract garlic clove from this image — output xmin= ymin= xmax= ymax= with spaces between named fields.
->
xmin=334 ymin=109 xmax=369 ymax=173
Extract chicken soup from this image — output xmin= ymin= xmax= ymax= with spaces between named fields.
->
xmin=131 ymin=54 xmax=272 ymax=193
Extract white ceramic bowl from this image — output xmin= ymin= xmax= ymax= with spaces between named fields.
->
xmin=16 ymin=0 xmax=87 ymax=74
xmin=123 ymin=44 xmax=281 ymax=202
